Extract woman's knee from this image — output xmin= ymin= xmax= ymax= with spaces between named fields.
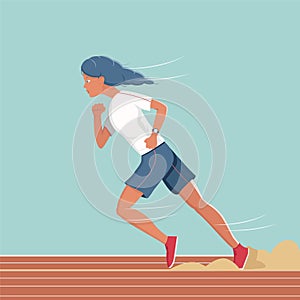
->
xmin=186 ymin=191 xmax=201 ymax=210
xmin=116 ymin=185 xmax=143 ymax=218
xmin=116 ymin=202 xmax=123 ymax=218
xmin=116 ymin=199 xmax=131 ymax=218
xmin=180 ymin=181 xmax=208 ymax=210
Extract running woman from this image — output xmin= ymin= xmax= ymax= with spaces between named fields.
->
xmin=81 ymin=56 xmax=249 ymax=269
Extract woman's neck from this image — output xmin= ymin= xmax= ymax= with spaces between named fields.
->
xmin=102 ymin=85 xmax=120 ymax=99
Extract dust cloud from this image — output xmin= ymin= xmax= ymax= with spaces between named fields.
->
xmin=171 ymin=240 xmax=300 ymax=271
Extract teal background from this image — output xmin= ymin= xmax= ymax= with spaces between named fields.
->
xmin=1 ymin=0 xmax=299 ymax=255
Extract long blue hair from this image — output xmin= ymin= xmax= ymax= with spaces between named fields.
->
xmin=81 ymin=56 xmax=154 ymax=86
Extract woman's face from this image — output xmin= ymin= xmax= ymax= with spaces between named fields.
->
xmin=82 ymin=73 xmax=105 ymax=97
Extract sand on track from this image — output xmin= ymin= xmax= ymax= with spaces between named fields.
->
xmin=171 ymin=240 xmax=300 ymax=271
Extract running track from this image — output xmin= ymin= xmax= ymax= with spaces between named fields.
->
xmin=1 ymin=256 xmax=300 ymax=299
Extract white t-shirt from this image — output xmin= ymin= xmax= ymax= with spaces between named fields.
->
xmin=103 ymin=90 xmax=165 ymax=155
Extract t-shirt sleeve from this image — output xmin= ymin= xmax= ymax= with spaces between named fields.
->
xmin=131 ymin=92 xmax=152 ymax=111
xmin=103 ymin=116 xmax=115 ymax=136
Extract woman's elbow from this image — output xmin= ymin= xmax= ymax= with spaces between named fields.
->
xmin=96 ymin=138 xmax=105 ymax=149
xmin=160 ymin=105 xmax=167 ymax=115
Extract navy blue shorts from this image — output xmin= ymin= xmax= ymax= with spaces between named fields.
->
xmin=125 ymin=142 xmax=196 ymax=198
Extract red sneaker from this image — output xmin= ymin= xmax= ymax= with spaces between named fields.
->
xmin=165 ymin=236 xmax=177 ymax=268
xmin=233 ymin=243 xmax=249 ymax=269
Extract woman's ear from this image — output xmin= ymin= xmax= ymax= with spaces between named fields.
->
xmin=98 ymin=76 xmax=105 ymax=84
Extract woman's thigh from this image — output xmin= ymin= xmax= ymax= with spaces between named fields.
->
xmin=125 ymin=142 xmax=174 ymax=198
xmin=162 ymin=150 xmax=196 ymax=195
xmin=117 ymin=185 xmax=143 ymax=210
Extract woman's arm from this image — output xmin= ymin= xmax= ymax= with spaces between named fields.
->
xmin=92 ymin=103 xmax=111 ymax=149
xmin=144 ymin=99 xmax=167 ymax=149
xmin=151 ymin=99 xmax=168 ymax=132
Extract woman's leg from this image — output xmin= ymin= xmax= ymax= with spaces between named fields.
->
xmin=116 ymin=185 xmax=168 ymax=244
xmin=179 ymin=180 xmax=239 ymax=248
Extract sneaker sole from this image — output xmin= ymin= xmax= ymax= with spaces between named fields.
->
xmin=168 ymin=237 xmax=178 ymax=269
